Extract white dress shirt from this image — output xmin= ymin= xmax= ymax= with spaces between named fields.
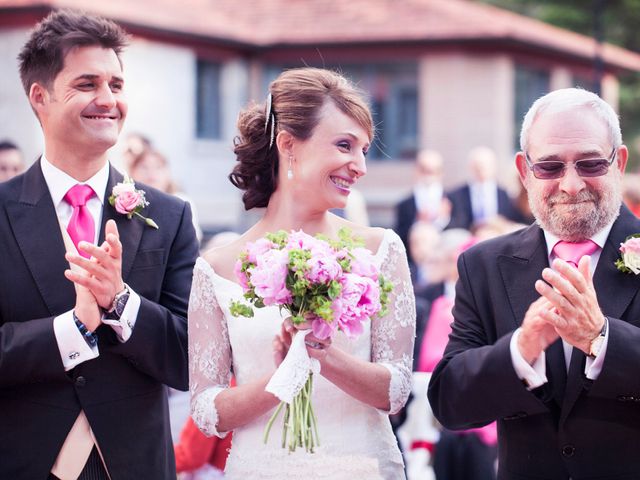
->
xmin=469 ymin=181 xmax=498 ymax=222
xmin=414 ymin=184 xmax=449 ymax=229
xmin=41 ymin=156 xmax=141 ymax=371
xmin=510 ymin=224 xmax=613 ymax=389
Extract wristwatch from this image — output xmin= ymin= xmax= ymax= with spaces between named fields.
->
xmin=588 ymin=317 xmax=608 ymax=358
xmin=105 ymin=285 xmax=130 ymax=320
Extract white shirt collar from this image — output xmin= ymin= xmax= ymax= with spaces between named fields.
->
xmin=41 ymin=154 xmax=109 ymax=207
xmin=543 ymin=222 xmax=613 ymax=257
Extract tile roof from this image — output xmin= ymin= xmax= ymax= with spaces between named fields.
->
xmin=2 ymin=0 xmax=639 ymax=71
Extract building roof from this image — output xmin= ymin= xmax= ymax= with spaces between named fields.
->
xmin=2 ymin=0 xmax=640 ymax=71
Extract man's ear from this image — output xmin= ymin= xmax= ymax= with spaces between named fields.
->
xmin=28 ymin=82 xmax=49 ymax=117
xmin=616 ymin=145 xmax=629 ymax=174
xmin=515 ymin=151 xmax=528 ymax=185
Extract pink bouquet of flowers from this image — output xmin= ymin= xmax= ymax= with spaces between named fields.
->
xmin=230 ymin=228 xmax=392 ymax=452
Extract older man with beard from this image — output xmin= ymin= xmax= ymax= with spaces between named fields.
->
xmin=428 ymin=88 xmax=640 ymax=480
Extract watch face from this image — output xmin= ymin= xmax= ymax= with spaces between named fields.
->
xmin=114 ymin=293 xmax=129 ymax=317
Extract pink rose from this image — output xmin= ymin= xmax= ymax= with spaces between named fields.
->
xmin=234 ymin=259 xmax=250 ymax=291
xmin=333 ymin=274 xmax=381 ymax=339
xmin=249 ymin=248 xmax=292 ymax=306
xmin=348 ymin=247 xmax=379 ymax=280
xmin=620 ymin=237 xmax=640 ymax=274
xmin=245 ymin=238 xmax=276 ymax=264
xmin=114 ymin=190 xmax=142 ymax=214
xmin=311 ymin=315 xmax=338 ymax=340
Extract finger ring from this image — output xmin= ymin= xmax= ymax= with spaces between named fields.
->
xmin=305 ymin=340 xmax=324 ymax=350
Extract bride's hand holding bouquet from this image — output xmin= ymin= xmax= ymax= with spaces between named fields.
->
xmin=230 ymin=228 xmax=392 ymax=453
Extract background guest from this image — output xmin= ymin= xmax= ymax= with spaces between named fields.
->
xmin=447 ymin=146 xmax=521 ymax=230
xmin=0 ymin=140 xmax=25 ymax=182
xmin=129 ymin=147 xmax=203 ymax=243
xmin=395 ymin=149 xmax=451 ymax=260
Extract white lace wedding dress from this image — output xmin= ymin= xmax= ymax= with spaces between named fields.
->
xmin=188 ymin=229 xmax=415 ymax=479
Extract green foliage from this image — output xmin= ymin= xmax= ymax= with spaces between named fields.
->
xmin=480 ymin=0 xmax=640 ymax=169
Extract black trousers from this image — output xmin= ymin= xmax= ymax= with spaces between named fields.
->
xmin=48 ymin=446 xmax=109 ymax=480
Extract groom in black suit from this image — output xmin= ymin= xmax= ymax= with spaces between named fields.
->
xmin=429 ymin=88 xmax=640 ymax=479
xmin=0 ymin=11 xmax=199 ymax=479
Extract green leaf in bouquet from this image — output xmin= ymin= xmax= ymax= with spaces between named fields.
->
xmin=291 ymin=314 xmax=306 ymax=326
xmin=230 ymin=301 xmax=254 ymax=318
xmin=266 ymin=230 xmax=289 ymax=247
xmin=327 ymin=279 xmax=342 ymax=300
xmin=310 ymin=295 xmax=333 ymax=321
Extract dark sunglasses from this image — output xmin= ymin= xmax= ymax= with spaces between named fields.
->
xmin=524 ymin=148 xmax=617 ymax=180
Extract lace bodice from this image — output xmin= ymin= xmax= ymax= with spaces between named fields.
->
xmin=188 ymin=229 xmax=415 ymax=479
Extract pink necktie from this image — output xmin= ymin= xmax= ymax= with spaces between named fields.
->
xmin=552 ymin=240 xmax=599 ymax=267
xmin=64 ymin=184 xmax=95 ymax=258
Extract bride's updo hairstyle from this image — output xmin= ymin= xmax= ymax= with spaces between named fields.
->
xmin=229 ymin=67 xmax=373 ymax=210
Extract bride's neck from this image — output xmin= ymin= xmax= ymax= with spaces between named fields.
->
xmin=259 ymin=189 xmax=335 ymax=236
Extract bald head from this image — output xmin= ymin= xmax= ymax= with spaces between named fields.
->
xmin=468 ymin=146 xmax=497 ymax=182
xmin=415 ymin=149 xmax=443 ymax=186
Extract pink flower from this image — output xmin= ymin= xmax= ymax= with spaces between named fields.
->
xmin=310 ymin=315 xmax=338 ymax=340
xmin=249 ymin=248 xmax=292 ymax=305
xmin=333 ymin=274 xmax=381 ymax=339
xmin=348 ymin=247 xmax=379 ymax=280
xmin=234 ymin=259 xmax=250 ymax=291
xmin=307 ymin=250 xmax=342 ymax=284
xmin=114 ymin=190 xmax=143 ymax=214
xmin=620 ymin=237 xmax=640 ymax=274
xmin=246 ymin=238 xmax=277 ymax=264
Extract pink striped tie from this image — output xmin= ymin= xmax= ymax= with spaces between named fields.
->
xmin=552 ymin=240 xmax=599 ymax=267
xmin=64 ymin=184 xmax=95 ymax=258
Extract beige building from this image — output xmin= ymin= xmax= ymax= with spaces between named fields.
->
xmin=1 ymin=0 xmax=639 ymax=229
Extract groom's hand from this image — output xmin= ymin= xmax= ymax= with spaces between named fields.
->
xmin=65 ymin=219 xmax=125 ymax=310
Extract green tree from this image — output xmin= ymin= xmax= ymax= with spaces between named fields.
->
xmin=480 ymin=0 xmax=640 ymax=168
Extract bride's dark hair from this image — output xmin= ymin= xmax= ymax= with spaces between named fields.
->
xmin=229 ymin=67 xmax=373 ymax=210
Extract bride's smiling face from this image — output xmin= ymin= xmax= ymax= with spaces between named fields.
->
xmin=291 ymin=101 xmax=370 ymax=210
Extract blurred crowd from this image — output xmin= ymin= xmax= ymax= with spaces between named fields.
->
xmin=2 ymin=133 xmax=640 ymax=480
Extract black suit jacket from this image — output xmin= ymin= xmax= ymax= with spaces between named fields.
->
xmin=0 ymin=161 xmax=199 ymax=479
xmin=447 ymin=183 xmax=523 ymax=230
xmin=428 ymin=205 xmax=640 ymax=479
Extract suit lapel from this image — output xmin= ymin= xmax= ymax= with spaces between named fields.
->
xmin=593 ymin=206 xmax=640 ymax=319
xmin=498 ymin=224 xmax=548 ymax=328
xmin=99 ymin=167 xmax=144 ymax=281
xmin=498 ymin=225 xmax=569 ymax=406
xmin=559 ymin=207 xmax=640 ymax=422
xmin=5 ymin=161 xmax=75 ymax=315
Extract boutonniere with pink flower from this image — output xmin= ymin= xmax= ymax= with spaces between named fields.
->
xmin=230 ymin=228 xmax=392 ymax=453
xmin=615 ymin=234 xmax=640 ymax=274
xmin=108 ymin=176 xmax=159 ymax=229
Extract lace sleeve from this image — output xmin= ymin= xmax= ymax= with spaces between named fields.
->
xmin=188 ymin=259 xmax=232 ymax=438
xmin=372 ymin=230 xmax=416 ymax=414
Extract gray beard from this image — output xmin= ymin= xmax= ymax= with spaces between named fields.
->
xmin=529 ymin=182 xmax=622 ymax=242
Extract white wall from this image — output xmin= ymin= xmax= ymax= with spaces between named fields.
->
xmin=419 ymin=52 xmax=517 ymax=189
xmin=0 ymin=27 xmax=44 ymax=164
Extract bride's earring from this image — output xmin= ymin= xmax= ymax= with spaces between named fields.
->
xmin=287 ymin=155 xmax=294 ymax=180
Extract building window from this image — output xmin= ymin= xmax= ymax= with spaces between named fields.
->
xmin=264 ymin=63 xmax=418 ymax=160
xmin=196 ymin=60 xmax=221 ymax=140
xmin=514 ymin=65 xmax=550 ymax=149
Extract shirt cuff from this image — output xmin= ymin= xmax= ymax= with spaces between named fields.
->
xmin=585 ymin=319 xmax=609 ymax=380
xmin=53 ymin=310 xmax=99 ymax=371
xmin=510 ymin=328 xmax=548 ymax=390
xmin=101 ymin=286 xmax=141 ymax=342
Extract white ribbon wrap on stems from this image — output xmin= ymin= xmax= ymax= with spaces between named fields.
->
xmin=265 ymin=329 xmax=321 ymax=404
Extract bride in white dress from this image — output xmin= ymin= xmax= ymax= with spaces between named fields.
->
xmin=188 ymin=68 xmax=415 ymax=479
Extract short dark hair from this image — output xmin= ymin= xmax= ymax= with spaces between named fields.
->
xmin=18 ymin=9 xmax=129 ymax=95
xmin=0 ymin=141 xmax=20 ymax=153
